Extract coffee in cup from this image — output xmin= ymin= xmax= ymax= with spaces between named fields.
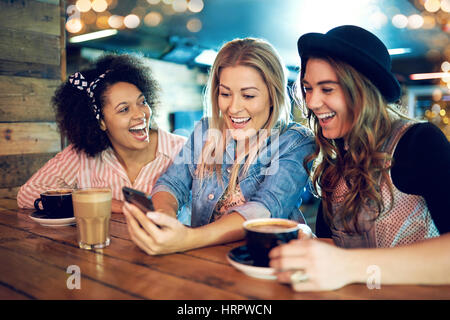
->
xmin=72 ymin=188 xmax=112 ymax=250
xmin=243 ymin=218 xmax=300 ymax=267
xmin=33 ymin=189 xmax=74 ymax=219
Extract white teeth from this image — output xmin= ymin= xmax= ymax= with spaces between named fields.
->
xmin=130 ymin=123 xmax=146 ymax=130
xmin=231 ymin=117 xmax=250 ymax=123
xmin=316 ymin=112 xmax=336 ymax=119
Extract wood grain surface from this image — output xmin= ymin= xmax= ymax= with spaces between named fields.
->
xmin=0 ymin=207 xmax=449 ymax=300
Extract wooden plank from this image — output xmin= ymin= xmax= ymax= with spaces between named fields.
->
xmin=0 ymin=59 xmax=60 ymax=80
xmin=0 ymin=211 xmax=328 ymax=299
xmin=0 ymin=246 xmax=137 ymax=299
xmin=0 ymin=282 xmax=31 ymax=300
xmin=0 ymin=27 xmax=60 ymax=66
xmin=0 ymin=75 xmax=60 ymax=122
xmin=3 ymin=210 xmax=450 ymax=300
xmin=0 ymin=153 xmax=57 ymax=188
xmin=0 ymin=122 xmax=60 ymax=156
xmin=0 ymin=224 xmax=246 ymax=300
xmin=0 ymin=0 xmax=60 ymax=36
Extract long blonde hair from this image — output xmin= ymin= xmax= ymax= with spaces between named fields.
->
xmin=197 ymin=38 xmax=291 ymax=192
xmin=297 ymin=56 xmax=408 ymax=233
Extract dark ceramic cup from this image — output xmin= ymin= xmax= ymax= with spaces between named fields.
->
xmin=34 ymin=189 xmax=74 ymax=219
xmin=243 ymin=218 xmax=300 ymax=267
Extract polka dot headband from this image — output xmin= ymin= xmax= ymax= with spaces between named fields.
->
xmin=68 ymin=70 xmax=110 ymax=120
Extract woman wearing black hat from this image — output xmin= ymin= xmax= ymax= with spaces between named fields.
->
xmin=269 ymin=25 xmax=450 ymax=291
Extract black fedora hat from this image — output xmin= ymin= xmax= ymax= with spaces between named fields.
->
xmin=297 ymin=25 xmax=401 ymax=103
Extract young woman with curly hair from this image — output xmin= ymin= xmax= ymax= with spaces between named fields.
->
xmin=18 ymin=54 xmax=186 ymax=213
xmin=269 ymin=25 xmax=450 ymax=291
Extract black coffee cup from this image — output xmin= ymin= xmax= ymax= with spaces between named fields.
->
xmin=34 ymin=189 xmax=74 ymax=219
xmin=243 ymin=218 xmax=300 ymax=267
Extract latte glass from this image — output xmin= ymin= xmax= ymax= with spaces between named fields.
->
xmin=72 ymin=188 xmax=112 ymax=250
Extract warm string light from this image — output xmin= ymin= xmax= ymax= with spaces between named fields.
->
xmin=66 ymin=0 xmax=205 ymax=35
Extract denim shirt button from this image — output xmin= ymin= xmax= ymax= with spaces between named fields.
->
xmin=226 ymin=167 xmax=231 ymax=173
xmin=208 ymin=193 xmax=215 ymax=200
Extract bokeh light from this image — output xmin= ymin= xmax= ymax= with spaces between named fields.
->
xmin=424 ymin=0 xmax=441 ymax=12
xmin=92 ymin=0 xmax=108 ymax=13
xmin=432 ymin=88 xmax=443 ymax=101
xmin=144 ymin=12 xmax=163 ymax=27
xmin=108 ymin=15 xmax=124 ymax=29
xmin=66 ymin=18 xmax=83 ymax=33
xmin=408 ymin=14 xmax=424 ymax=29
xmin=442 ymin=0 xmax=450 ymax=12
xmin=442 ymin=61 xmax=450 ymax=72
xmin=186 ymin=18 xmax=202 ymax=32
xmin=188 ymin=0 xmax=204 ymax=13
xmin=76 ymin=0 xmax=91 ymax=13
xmin=172 ymin=0 xmax=188 ymax=12
xmin=147 ymin=0 xmax=161 ymax=4
xmin=124 ymin=14 xmax=140 ymax=29
xmin=392 ymin=14 xmax=408 ymax=28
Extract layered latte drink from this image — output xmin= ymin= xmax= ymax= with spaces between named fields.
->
xmin=72 ymin=188 xmax=112 ymax=250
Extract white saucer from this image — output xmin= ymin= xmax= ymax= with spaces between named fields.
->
xmin=226 ymin=245 xmax=276 ymax=280
xmin=29 ymin=211 xmax=76 ymax=227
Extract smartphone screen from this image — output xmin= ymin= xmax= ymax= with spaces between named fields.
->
xmin=122 ymin=186 xmax=155 ymax=212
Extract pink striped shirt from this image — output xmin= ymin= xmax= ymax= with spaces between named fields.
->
xmin=17 ymin=128 xmax=187 ymax=208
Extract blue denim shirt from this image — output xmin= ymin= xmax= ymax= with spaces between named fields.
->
xmin=152 ymin=117 xmax=315 ymax=227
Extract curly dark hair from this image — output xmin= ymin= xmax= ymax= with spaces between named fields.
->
xmin=52 ymin=54 xmax=160 ymax=157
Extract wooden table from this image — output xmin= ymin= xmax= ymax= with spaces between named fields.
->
xmin=0 ymin=201 xmax=449 ymax=301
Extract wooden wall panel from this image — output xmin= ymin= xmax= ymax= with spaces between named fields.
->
xmin=0 ymin=60 xmax=60 ymax=79
xmin=0 ymin=123 xmax=60 ymax=156
xmin=0 ymin=75 xmax=60 ymax=122
xmin=0 ymin=27 xmax=60 ymax=66
xmin=0 ymin=0 xmax=64 ymax=197
xmin=0 ymin=0 xmax=60 ymax=36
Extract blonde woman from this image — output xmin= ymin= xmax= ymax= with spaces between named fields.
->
xmin=269 ymin=25 xmax=450 ymax=291
xmin=123 ymin=38 xmax=315 ymax=254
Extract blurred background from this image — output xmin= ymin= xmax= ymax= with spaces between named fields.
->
xmin=63 ymin=0 xmax=450 ymax=138
xmin=0 ymin=0 xmax=449 ymax=228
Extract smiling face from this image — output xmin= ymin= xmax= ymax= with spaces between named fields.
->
xmin=100 ymin=82 xmax=151 ymax=152
xmin=218 ymin=65 xmax=271 ymax=141
xmin=302 ymin=58 xmax=353 ymax=139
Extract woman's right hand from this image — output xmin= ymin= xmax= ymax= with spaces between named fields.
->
xmin=269 ymin=238 xmax=353 ymax=292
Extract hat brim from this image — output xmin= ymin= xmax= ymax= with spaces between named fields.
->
xmin=297 ymin=33 xmax=401 ymax=103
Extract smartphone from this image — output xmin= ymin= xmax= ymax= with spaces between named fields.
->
xmin=122 ymin=186 xmax=155 ymax=212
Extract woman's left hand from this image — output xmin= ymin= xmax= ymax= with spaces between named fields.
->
xmin=269 ymin=239 xmax=353 ymax=292
xmin=123 ymin=201 xmax=190 ymax=255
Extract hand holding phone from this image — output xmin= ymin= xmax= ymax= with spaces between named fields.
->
xmin=122 ymin=186 xmax=155 ymax=213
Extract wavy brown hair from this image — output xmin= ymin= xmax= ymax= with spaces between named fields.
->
xmin=297 ymin=55 xmax=405 ymax=233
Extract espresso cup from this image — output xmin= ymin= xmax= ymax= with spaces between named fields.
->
xmin=243 ymin=218 xmax=300 ymax=267
xmin=33 ymin=189 xmax=74 ymax=219
xmin=72 ymin=188 xmax=112 ymax=250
